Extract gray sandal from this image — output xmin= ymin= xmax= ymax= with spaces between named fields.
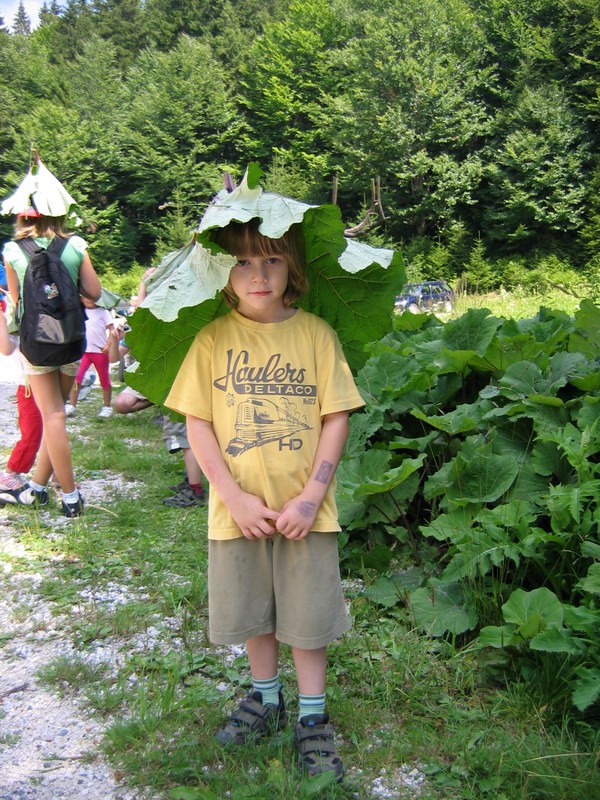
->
xmin=215 ymin=690 xmax=287 ymax=745
xmin=295 ymin=714 xmax=344 ymax=782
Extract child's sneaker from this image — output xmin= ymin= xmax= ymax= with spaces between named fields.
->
xmin=0 ymin=472 xmax=25 ymax=491
xmin=97 ymin=406 xmax=113 ymax=419
xmin=64 ymin=403 xmax=76 ymax=417
xmin=295 ymin=714 xmax=344 ymax=782
xmin=168 ymin=475 xmax=189 ymax=492
xmin=61 ymin=493 xmax=85 ymax=518
xmin=0 ymin=483 xmax=49 ymax=508
xmin=215 ymin=690 xmax=287 ymax=746
xmin=162 ymin=485 xmax=206 ymax=507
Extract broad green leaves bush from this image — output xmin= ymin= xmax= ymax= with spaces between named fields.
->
xmin=339 ymin=301 xmax=600 ymax=710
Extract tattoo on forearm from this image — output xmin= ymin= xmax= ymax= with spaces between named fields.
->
xmin=315 ymin=460 xmax=334 ymax=484
xmin=299 ymin=501 xmax=317 ymax=518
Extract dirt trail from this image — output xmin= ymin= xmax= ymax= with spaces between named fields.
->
xmin=0 ymin=376 xmax=137 ymax=800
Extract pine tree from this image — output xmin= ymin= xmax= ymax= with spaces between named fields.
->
xmin=40 ymin=1 xmax=63 ymax=24
xmin=13 ymin=1 xmax=31 ymax=34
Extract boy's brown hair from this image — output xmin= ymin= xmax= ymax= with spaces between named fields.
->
xmin=211 ymin=218 xmax=308 ymax=308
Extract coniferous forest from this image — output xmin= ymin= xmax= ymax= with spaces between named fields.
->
xmin=1 ymin=0 xmax=599 ymax=290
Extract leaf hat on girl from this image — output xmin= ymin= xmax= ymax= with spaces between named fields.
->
xmin=1 ymin=154 xmax=76 ymax=219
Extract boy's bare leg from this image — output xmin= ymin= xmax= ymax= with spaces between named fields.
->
xmin=183 ymin=447 xmax=203 ymax=485
xmin=246 ymin=632 xmax=279 ymax=679
xmin=292 ymin=646 xmax=327 ymax=695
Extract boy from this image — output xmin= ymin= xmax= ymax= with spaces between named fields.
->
xmin=166 ymin=219 xmax=364 ymax=782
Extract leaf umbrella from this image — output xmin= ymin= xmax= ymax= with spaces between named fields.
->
xmin=126 ymin=167 xmax=405 ymax=406
xmin=1 ymin=157 xmax=76 ymax=218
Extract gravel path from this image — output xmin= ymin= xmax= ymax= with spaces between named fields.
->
xmin=0 ymin=376 xmax=138 ymax=800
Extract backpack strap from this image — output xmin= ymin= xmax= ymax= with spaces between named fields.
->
xmin=17 ymin=235 xmax=69 ymax=263
xmin=16 ymin=237 xmax=38 ymax=260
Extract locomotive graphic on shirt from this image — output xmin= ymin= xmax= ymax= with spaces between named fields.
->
xmin=226 ymin=398 xmax=312 ymax=456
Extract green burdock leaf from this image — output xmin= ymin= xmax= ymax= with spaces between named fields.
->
xmin=478 ymin=624 xmax=517 ymax=648
xmin=502 ymin=587 xmax=564 ymax=639
xmin=337 ymin=450 xmax=392 ymax=498
xmin=246 ymin=161 xmax=264 ymax=189
xmin=141 ymin=241 xmax=235 ymax=322
xmin=569 ymin=299 xmax=600 ymax=359
xmin=355 ymin=455 xmax=426 ymax=496
xmin=126 ymin=167 xmax=404 ymax=401
xmin=577 ymin=563 xmax=600 ymax=595
xmin=411 ymin=402 xmax=483 ymax=434
xmin=580 ymin=540 xmax=600 ymax=559
xmin=498 ymin=354 xmax=580 ymax=402
xmin=572 ymin=668 xmax=600 ymax=711
xmin=441 ymin=308 xmax=501 ymax=354
xmin=445 ymin=449 xmax=519 ymax=504
xmin=410 ymin=579 xmax=478 ymax=635
xmin=421 ymin=509 xmax=476 ymax=543
xmin=363 ymin=576 xmax=404 ymax=607
xmin=126 ymin=300 xmax=228 ymax=407
xmin=530 ymin=626 xmax=583 ymax=654
xmin=499 ymin=361 xmax=546 ymax=397
xmin=563 ymin=604 xmax=600 ymax=632
xmin=434 ymin=348 xmax=478 ymax=374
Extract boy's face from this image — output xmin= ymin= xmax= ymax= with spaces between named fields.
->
xmin=229 ymin=252 xmax=292 ymax=323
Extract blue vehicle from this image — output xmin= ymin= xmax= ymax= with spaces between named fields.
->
xmin=394 ymin=280 xmax=455 ymax=314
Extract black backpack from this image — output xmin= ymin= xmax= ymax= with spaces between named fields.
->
xmin=16 ymin=236 xmax=86 ymax=367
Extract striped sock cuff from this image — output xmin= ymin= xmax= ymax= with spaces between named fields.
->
xmin=252 ymin=675 xmax=280 ymax=706
xmin=298 ymin=692 xmax=326 ymax=720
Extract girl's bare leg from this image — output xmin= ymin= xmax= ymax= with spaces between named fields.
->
xmin=28 ymin=371 xmax=76 ymax=493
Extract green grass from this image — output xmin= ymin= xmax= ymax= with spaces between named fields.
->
xmin=453 ymin=287 xmax=582 ymax=319
xmin=1 ymin=320 xmax=599 ymax=799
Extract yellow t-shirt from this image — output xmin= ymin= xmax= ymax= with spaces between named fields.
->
xmin=166 ymin=308 xmax=365 ymax=540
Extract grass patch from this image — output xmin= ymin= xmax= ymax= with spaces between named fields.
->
xmin=1 ymin=330 xmax=600 ymax=799
xmin=37 ymin=654 xmax=110 ymax=692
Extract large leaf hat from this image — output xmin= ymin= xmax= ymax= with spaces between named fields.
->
xmin=126 ymin=165 xmax=405 ymax=406
xmin=1 ymin=156 xmax=76 ymax=217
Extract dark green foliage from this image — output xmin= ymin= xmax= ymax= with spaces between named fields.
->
xmin=0 ymin=0 xmax=599 ymax=285
xmin=338 ymin=302 xmax=600 ymax=710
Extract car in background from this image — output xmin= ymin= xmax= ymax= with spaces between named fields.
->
xmin=394 ymin=280 xmax=455 ymax=314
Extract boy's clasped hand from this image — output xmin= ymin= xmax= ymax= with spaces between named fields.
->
xmin=231 ymin=491 xmax=317 ymax=540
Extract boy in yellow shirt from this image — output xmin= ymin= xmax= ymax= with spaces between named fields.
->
xmin=166 ymin=219 xmax=364 ymax=782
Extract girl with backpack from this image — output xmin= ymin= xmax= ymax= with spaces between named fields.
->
xmin=0 ymin=191 xmax=101 ymax=517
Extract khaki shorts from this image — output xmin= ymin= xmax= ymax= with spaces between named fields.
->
xmin=162 ymin=418 xmax=189 ymax=452
xmin=22 ymin=356 xmax=80 ymax=377
xmin=208 ymin=532 xmax=351 ymax=649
